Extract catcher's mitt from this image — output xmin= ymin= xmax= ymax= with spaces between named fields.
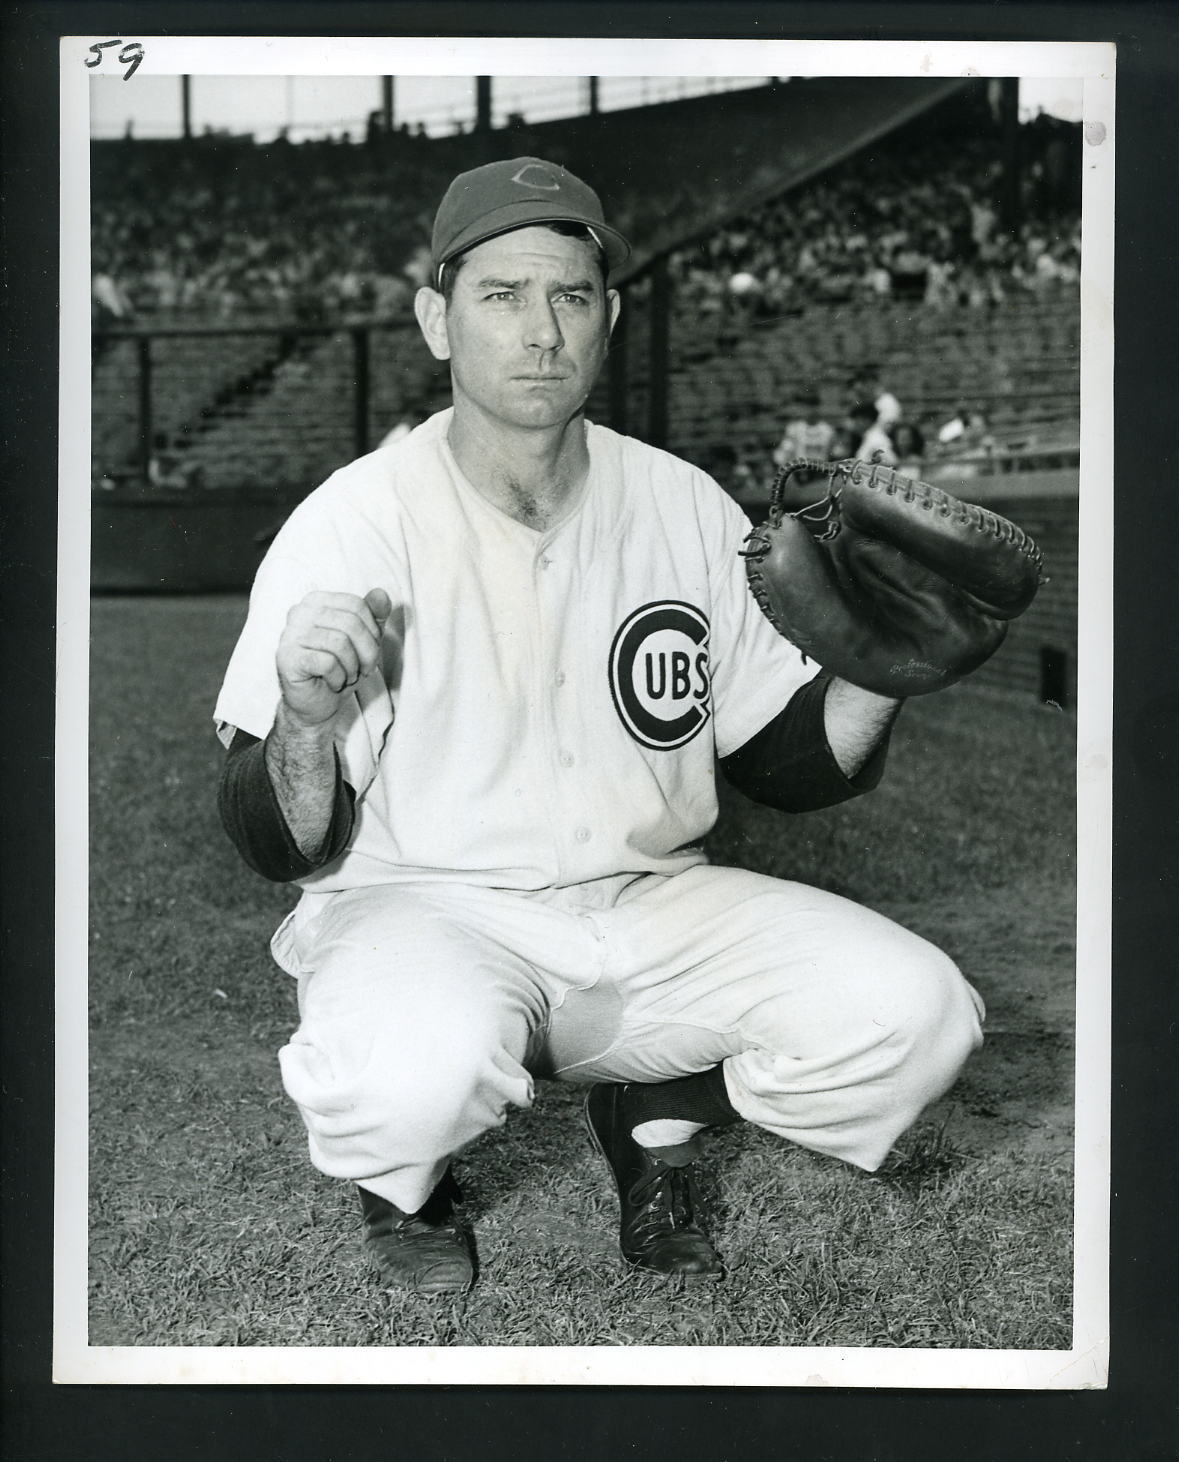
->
xmin=741 ymin=456 xmax=1046 ymax=696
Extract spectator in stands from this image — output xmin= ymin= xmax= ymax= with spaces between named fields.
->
xmin=772 ymin=391 xmax=836 ymax=473
xmin=960 ymin=410 xmax=994 ymax=459
xmin=888 ymin=243 xmax=930 ymax=302
xmin=970 ymin=197 xmax=998 ymax=252
xmin=736 ymin=437 xmax=776 ymax=499
xmin=936 ymin=404 xmax=980 ymax=449
xmin=848 ymin=370 xmax=902 ymax=431
xmin=887 ymin=421 xmax=926 ymax=478
xmin=861 ymin=255 xmax=893 ymax=300
xmin=936 ymin=405 xmax=968 ymax=448
xmin=826 ymin=419 xmax=858 ymax=464
xmin=726 ymin=271 xmax=763 ymax=326
xmin=771 ymin=402 xmax=837 ymax=508
xmin=815 ymin=255 xmax=857 ymax=304
xmin=955 ymin=262 xmax=997 ymax=310
xmin=92 ymin=267 xmax=133 ymax=328
xmin=923 ymin=252 xmax=957 ymax=310
xmin=936 ymin=406 xmax=993 ymax=477
xmin=147 ymin=432 xmax=204 ymax=491
xmin=847 ymin=402 xmax=897 ymax=465
xmin=757 ymin=263 xmax=796 ymax=316
xmin=1033 ymin=240 xmax=1080 ymax=289
xmin=143 ymin=250 xmax=182 ymax=314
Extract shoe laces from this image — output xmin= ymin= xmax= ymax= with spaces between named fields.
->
xmin=392 ymin=1211 xmax=463 ymax=1243
xmin=411 ymin=1176 xmax=462 ymax=1232
xmin=364 ymin=1172 xmax=464 ymax=1244
xmin=627 ymin=1161 xmax=701 ymax=1239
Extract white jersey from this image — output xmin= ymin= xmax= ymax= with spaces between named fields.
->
xmin=214 ymin=409 xmax=812 ymax=907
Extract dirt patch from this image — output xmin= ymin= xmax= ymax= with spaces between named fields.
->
xmin=928 ymin=1031 xmax=1075 ymax=1158
xmin=887 ymin=873 xmax=1076 ymax=1161
xmin=889 ymin=872 xmax=1076 ymax=1037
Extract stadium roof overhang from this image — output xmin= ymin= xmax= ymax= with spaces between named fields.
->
xmin=569 ymin=75 xmax=976 ymax=283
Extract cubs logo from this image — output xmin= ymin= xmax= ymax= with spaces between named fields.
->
xmin=511 ymin=162 xmax=561 ymax=191
xmin=608 ymin=601 xmax=711 ymax=750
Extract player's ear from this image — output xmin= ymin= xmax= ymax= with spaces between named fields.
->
xmin=414 ymin=286 xmax=451 ymax=361
xmin=606 ymin=288 xmax=621 ymax=337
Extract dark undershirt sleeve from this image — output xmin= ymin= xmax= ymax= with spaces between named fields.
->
xmin=217 ymin=727 xmax=356 ymax=883
xmin=719 ymin=673 xmax=896 ymax=813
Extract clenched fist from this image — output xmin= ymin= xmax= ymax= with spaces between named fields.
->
xmin=275 ymin=588 xmax=392 ymax=729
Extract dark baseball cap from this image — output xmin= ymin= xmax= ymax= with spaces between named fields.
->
xmin=430 ymin=156 xmax=631 ymax=285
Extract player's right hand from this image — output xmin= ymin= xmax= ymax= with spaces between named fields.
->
xmin=275 ymin=589 xmax=392 ymax=728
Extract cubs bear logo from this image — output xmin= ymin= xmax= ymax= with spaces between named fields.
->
xmin=608 ymin=601 xmax=711 ymax=750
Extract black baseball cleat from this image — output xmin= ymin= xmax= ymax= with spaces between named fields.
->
xmin=358 ymin=1167 xmax=474 ymax=1296
xmin=584 ymin=1082 xmax=724 ymax=1278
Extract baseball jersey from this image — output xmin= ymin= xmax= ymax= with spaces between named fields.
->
xmin=214 ymin=409 xmax=813 ymax=906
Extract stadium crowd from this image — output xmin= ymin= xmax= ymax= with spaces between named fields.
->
xmin=91 ymin=132 xmax=447 ymax=326
xmin=704 ymin=381 xmax=1001 ymax=509
xmin=667 ymin=116 xmax=1080 ymax=321
xmin=91 ymin=99 xmax=1079 ymax=499
xmin=91 ymin=112 xmax=1079 ymax=328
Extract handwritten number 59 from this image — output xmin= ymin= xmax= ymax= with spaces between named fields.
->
xmin=85 ymin=40 xmax=144 ymax=80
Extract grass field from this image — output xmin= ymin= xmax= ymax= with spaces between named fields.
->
xmin=86 ymin=595 xmax=1076 ymax=1350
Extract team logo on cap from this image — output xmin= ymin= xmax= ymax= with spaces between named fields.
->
xmin=608 ymin=601 xmax=712 ymax=751
xmin=512 ymin=163 xmax=561 ymax=191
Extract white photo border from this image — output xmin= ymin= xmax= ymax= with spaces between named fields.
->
xmin=57 ymin=33 xmax=1115 ymax=1389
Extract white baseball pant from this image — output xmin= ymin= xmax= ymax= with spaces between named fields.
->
xmin=273 ymin=864 xmax=984 ymax=1214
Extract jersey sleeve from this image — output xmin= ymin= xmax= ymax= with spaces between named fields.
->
xmin=213 ymin=545 xmax=319 ymax=746
xmin=211 ymin=479 xmax=403 ymax=801
xmin=701 ymin=480 xmax=817 ymax=759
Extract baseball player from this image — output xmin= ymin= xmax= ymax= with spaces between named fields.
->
xmin=215 ymin=157 xmax=986 ymax=1295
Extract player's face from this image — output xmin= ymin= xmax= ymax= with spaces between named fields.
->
xmin=417 ymin=226 xmax=620 ymax=433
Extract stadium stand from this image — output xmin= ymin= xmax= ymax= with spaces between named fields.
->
xmin=92 ymin=80 xmax=1080 ymax=487
xmin=151 ymin=324 xmax=453 ymax=492
xmin=657 ymin=292 xmax=1079 ymax=480
xmin=92 ymin=80 xmax=985 ymax=321
xmin=91 ymin=78 xmax=1081 ymax=706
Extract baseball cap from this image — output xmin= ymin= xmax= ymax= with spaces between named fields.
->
xmin=430 ymin=156 xmax=631 ymax=285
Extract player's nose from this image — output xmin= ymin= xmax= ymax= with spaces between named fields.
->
xmin=522 ymin=297 xmax=564 ymax=352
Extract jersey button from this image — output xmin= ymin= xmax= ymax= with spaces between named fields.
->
xmin=555 ymin=671 xmax=567 ymax=687
xmin=559 ymin=751 xmax=575 ymax=767
xmin=574 ymin=826 xmax=591 ymax=843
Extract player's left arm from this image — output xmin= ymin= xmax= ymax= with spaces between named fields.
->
xmin=719 ymin=672 xmax=902 ymax=814
xmin=218 ymin=726 xmax=357 ymax=882
xmin=823 ymin=677 xmax=903 ymax=778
